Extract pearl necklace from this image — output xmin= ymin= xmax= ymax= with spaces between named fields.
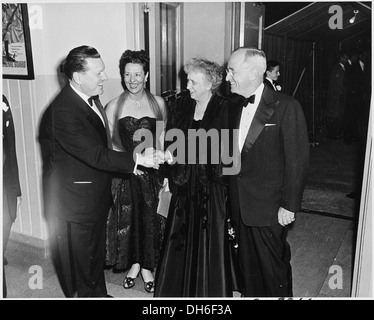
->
xmin=128 ymin=94 xmax=145 ymax=108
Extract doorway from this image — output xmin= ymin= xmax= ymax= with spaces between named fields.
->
xmin=145 ymin=2 xmax=183 ymax=103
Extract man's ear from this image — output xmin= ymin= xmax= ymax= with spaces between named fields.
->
xmin=72 ymin=71 xmax=81 ymax=85
xmin=249 ymin=67 xmax=259 ymax=81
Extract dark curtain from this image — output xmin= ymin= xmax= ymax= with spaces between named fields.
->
xmin=262 ymin=34 xmax=331 ymax=143
xmin=263 ymin=33 xmax=371 ymax=143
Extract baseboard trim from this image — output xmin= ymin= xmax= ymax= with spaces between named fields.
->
xmin=9 ymin=231 xmax=49 ymax=257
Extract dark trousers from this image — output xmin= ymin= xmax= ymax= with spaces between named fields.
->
xmin=47 ymin=216 xmax=107 ymax=297
xmin=238 ymin=216 xmax=293 ymax=297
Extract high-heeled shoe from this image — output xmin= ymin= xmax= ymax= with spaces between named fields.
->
xmin=123 ymin=276 xmax=136 ymax=289
xmin=140 ymin=270 xmax=155 ymax=293
xmin=144 ymin=280 xmax=155 ymax=293
xmin=123 ymin=264 xmax=140 ymax=289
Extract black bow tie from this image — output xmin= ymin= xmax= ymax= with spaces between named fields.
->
xmin=243 ymin=94 xmax=255 ymax=107
xmin=88 ymin=95 xmax=99 ymax=106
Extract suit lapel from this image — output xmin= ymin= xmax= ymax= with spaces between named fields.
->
xmin=85 ymin=105 xmax=108 ymax=146
xmin=229 ymin=101 xmax=242 ymax=131
xmin=241 ymin=86 xmax=279 ymax=156
xmin=91 ymin=98 xmax=112 ymax=148
xmin=65 ymin=85 xmax=108 ymax=146
xmin=264 ymin=78 xmax=276 ymax=91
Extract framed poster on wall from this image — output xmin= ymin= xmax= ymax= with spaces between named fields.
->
xmin=2 ymin=3 xmax=34 ymax=80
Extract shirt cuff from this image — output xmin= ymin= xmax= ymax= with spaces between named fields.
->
xmin=133 ymin=153 xmax=139 ymax=174
xmin=166 ymin=150 xmax=173 ymax=164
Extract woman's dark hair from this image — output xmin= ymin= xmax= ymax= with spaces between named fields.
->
xmin=119 ymin=50 xmax=150 ymax=90
xmin=63 ymin=45 xmax=100 ymax=80
xmin=111 ymin=49 xmax=166 ymax=151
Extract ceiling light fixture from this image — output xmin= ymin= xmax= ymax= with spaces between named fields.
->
xmin=349 ymin=10 xmax=359 ymax=24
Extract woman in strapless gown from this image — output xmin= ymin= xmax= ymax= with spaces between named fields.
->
xmin=105 ymin=50 xmax=167 ymax=294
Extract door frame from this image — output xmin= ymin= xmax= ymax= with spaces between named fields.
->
xmin=146 ymin=2 xmax=183 ymax=96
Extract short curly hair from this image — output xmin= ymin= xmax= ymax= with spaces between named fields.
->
xmin=184 ymin=58 xmax=223 ymax=92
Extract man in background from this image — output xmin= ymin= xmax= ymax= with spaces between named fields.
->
xmin=264 ymin=60 xmax=282 ymax=91
xmin=326 ymin=51 xmax=348 ymax=140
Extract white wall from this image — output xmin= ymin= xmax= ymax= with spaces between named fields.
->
xmin=183 ymin=2 xmax=227 ymax=65
xmin=3 ymin=1 xmax=231 ymax=245
xmin=3 ymin=2 xmax=138 ymax=244
xmin=31 ymin=2 xmax=136 ymax=105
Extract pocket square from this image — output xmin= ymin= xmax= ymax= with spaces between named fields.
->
xmin=2 ymin=101 xmax=9 ymax=112
xmin=73 ymin=181 xmax=92 ymax=184
xmin=265 ymin=123 xmax=276 ymax=127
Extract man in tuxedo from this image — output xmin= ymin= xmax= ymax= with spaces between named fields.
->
xmin=3 ymin=95 xmax=22 ymax=298
xmin=326 ymin=51 xmax=348 ymax=140
xmin=264 ymin=60 xmax=281 ymax=91
xmin=226 ymin=47 xmax=309 ymax=297
xmin=38 ymin=45 xmax=159 ymax=298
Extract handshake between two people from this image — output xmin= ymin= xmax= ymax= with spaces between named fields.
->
xmin=136 ymin=147 xmax=171 ymax=172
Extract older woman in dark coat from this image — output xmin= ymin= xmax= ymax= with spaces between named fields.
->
xmin=154 ymin=58 xmax=241 ymax=297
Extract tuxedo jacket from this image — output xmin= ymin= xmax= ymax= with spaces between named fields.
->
xmin=38 ymin=85 xmax=135 ymax=223
xmin=346 ymin=61 xmax=368 ymax=98
xmin=3 ymin=95 xmax=21 ymax=222
xmin=264 ymin=78 xmax=275 ymax=91
xmin=327 ymin=63 xmax=347 ymax=99
xmin=228 ymin=85 xmax=309 ymax=227
xmin=264 ymin=78 xmax=282 ymax=92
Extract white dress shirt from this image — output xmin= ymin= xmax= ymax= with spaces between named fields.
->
xmin=239 ymin=83 xmax=265 ymax=152
xmin=70 ymin=84 xmax=105 ymax=126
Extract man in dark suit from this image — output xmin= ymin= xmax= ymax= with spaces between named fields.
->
xmin=344 ymin=52 xmax=362 ymax=144
xmin=326 ymin=51 xmax=348 ymax=140
xmin=3 ymin=95 xmax=22 ymax=298
xmin=38 ymin=45 xmax=159 ymax=298
xmin=264 ymin=60 xmax=281 ymax=92
xmin=226 ymin=47 xmax=309 ymax=297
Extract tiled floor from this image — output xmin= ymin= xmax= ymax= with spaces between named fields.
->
xmin=3 ymin=138 xmax=360 ymax=299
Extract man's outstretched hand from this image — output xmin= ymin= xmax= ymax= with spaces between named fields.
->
xmin=137 ymin=148 xmax=166 ymax=169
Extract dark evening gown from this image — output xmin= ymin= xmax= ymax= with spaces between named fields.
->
xmin=154 ymin=94 xmax=241 ymax=297
xmin=105 ymin=116 xmax=165 ymax=272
